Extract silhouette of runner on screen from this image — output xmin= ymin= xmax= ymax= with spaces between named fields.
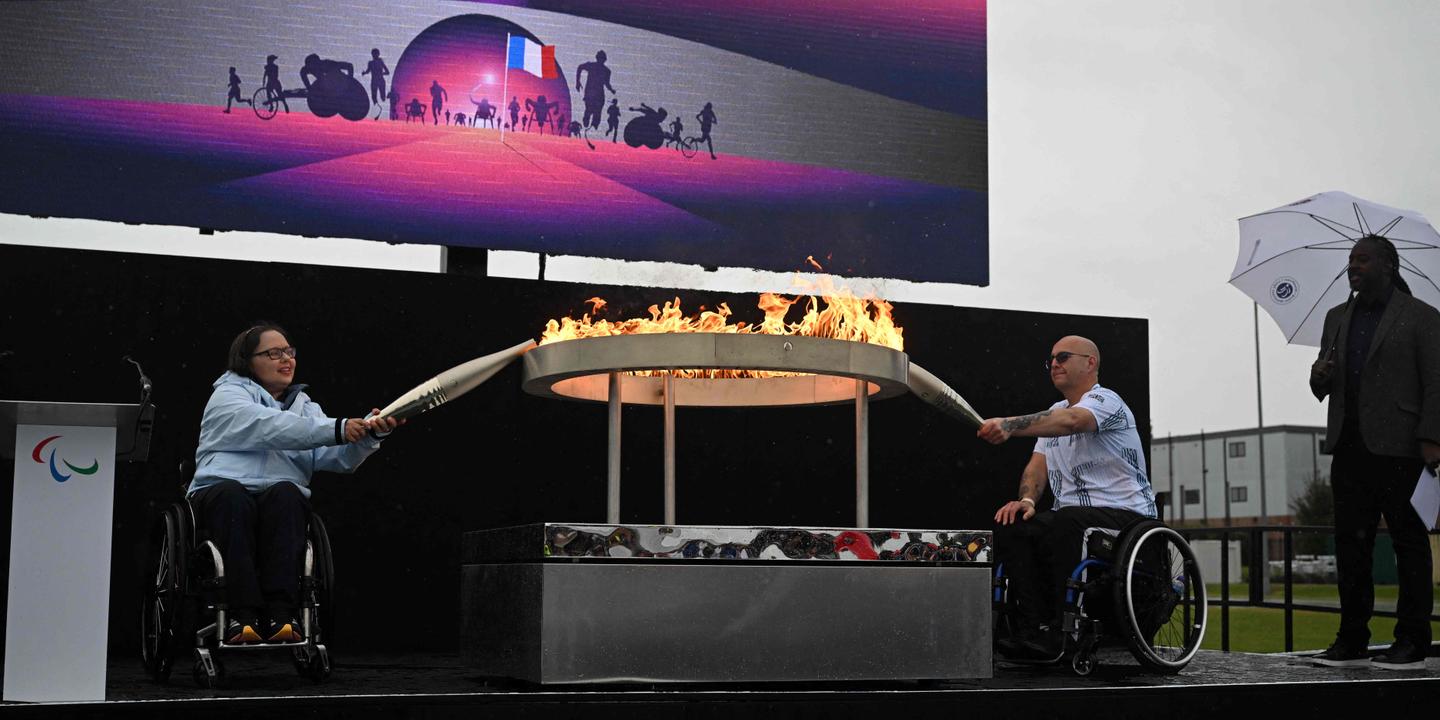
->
xmin=224 ymin=67 xmax=251 ymax=113
xmin=429 ymin=80 xmax=447 ymax=125
xmin=605 ymin=99 xmax=621 ymax=143
xmin=574 ymin=50 xmax=616 ymax=131
xmin=362 ymin=49 xmax=390 ymax=106
xmin=695 ymin=102 xmax=718 ymax=159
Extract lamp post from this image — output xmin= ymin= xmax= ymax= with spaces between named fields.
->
xmin=1200 ymin=429 xmax=1209 ymax=526
xmin=1223 ymin=439 xmax=1232 ymax=526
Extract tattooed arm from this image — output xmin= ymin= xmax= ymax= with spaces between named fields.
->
xmin=995 ymin=453 xmax=1048 ymax=525
xmin=977 ymin=407 xmax=1097 ymax=444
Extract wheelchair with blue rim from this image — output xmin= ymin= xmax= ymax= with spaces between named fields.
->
xmin=139 ymin=473 xmax=335 ymax=688
xmin=993 ymin=518 xmax=1207 ymax=675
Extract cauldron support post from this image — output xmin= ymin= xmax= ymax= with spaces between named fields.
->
xmin=663 ymin=374 xmax=677 ymax=524
xmin=607 ymin=372 xmax=622 ymax=524
xmin=856 ymin=379 xmax=869 ymax=527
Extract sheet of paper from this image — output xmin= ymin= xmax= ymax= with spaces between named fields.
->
xmin=1410 ymin=466 xmax=1440 ymax=531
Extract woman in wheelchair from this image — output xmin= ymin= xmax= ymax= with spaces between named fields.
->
xmin=188 ymin=323 xmax=402 ymax=646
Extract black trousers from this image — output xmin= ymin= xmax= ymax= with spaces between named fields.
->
xmin=1331 ymin=447 xmax=1432 ymax=647
xmin=190 ymin=479 xmax=310 ymax=621
xmin=994 ymin=506 xmax=1145 ymax=631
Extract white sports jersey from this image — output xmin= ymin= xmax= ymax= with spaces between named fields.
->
xmin=1032 ymin=384 xmax=1156 ymax=517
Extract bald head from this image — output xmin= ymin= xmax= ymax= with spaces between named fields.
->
xmin=1049 ymin=335 xmax=1100 ymax=396
xmin=1056 ymin=335 xmax=1099 ymax=362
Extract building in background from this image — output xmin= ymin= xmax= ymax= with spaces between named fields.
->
xmin=1150 ymin=426 xmax=1325 ymax=528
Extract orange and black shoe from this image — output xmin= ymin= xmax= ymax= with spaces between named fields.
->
xmin=265 ymin=617 xmax=303 ymax=644
xmin=224 ymin=618 xmax=263 ymax=645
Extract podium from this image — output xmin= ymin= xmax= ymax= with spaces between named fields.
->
xmin=0 ymin=401 xmax=152 ymax=702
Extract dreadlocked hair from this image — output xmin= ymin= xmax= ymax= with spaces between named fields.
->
xmin=1359 ymin=234 xmax=1411 ymax=295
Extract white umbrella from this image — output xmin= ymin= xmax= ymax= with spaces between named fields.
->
xmin=1231 ymin=190 xmax=1440 ymax=347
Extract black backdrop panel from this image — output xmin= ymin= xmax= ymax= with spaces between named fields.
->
xmin=0 ymin=245 xmax=1149 ymax=654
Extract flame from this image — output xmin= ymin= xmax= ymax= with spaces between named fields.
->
xmin=538 ymin=276 xmax=903 ymax=379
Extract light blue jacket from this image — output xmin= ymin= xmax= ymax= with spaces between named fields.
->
xmin=189 ymin=372 xmax=383 ymax=498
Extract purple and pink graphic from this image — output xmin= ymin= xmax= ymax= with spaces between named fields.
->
xmin=0 ymin=3 xmax=988 ymax=284
xmin=31 ymin=435 xmax=99 ymax=483
xmin=392 ymin=17 xmax=570 ymax=131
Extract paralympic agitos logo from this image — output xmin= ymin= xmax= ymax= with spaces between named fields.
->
xmin=31 ymin=435 xmax=99 ymax=483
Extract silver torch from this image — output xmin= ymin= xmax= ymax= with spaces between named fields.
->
xmin=375 ymin=339 xmax=537 ymax=421
xmin=906 ymin=361 xmax=984 ymax=427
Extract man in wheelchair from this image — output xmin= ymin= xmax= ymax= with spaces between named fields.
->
xmin=978 ymin=335 xmax=1160 ymax=663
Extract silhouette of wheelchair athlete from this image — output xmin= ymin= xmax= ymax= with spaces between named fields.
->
xmin=299 ymin=53 xmax=370 ymax=121
xmin=624 ymin=103 xmax=669 ymax=149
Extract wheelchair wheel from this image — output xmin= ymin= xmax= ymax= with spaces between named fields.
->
xmin=252 ymin=88 xmax=278 ymax=120
xmin=1112 ymin=521 xmax=1206 ymax=673
xmin=140 ymin=504 xmax=190 ymax=682
xmin=679 ymin=137 xmax=699 ymax=159
xmin=308 ymin=513 xmax=335 ymax=645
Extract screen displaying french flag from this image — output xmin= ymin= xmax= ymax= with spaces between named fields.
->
xmin=507 ymin=36 xmax=557 ymax=79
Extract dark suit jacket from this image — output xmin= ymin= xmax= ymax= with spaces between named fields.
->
xmin=1311 ymin=291 xmax=1440 ymax=457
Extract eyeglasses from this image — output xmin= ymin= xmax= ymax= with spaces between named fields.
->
xmin=252 ymin=346 xmax=298 ymax=361
xmin=1045 ymin=352 xmax=1092 ymax=371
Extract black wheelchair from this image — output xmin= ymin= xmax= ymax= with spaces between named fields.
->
xmin=139 ymin=483 xmax=335 ymax=688
xmin=993 ymin=518 xmax=1207 ymax=675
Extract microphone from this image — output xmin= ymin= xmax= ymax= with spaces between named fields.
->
xmin=123 ymin=355 xmax=153 ymax=397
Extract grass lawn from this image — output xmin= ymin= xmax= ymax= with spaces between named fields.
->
xmin=1200 ymin=583 xmax=1440 ymax=653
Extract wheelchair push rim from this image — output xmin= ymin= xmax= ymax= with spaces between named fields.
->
xmin=1119 ymin=523 xmax=1206 ymax=672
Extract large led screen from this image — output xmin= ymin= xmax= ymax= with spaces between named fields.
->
xmin=0 ymin=1 xmax=987 ymax=284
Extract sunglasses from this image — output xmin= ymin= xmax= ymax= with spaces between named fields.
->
xmin=1045 ymin=351 xmax=1092 ymax=371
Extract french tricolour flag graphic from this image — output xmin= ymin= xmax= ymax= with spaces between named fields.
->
xmin=507 ymin=36 xmax=557 ymax=79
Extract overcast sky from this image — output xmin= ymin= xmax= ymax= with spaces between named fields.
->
xmin=3 ymin=0 xmax=1437 ymax=438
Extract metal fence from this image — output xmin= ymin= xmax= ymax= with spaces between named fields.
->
xmin=1181 ymin=524 xmax=1439 ymax=653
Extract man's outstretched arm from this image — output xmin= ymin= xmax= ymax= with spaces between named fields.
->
xmin=977 ymin=407 xmax=1097 ymax=444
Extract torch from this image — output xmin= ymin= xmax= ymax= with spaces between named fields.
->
xmin=375 ymin=339 xmax=536 ymax=421
xmin=906 ymin=362 xmax=983 ymax=428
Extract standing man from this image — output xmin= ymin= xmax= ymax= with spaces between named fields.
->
xmin=977 ymin=335 xmax=1157 ymax=661
xmin=1308 ymin=234 xmax=1440 ymax=670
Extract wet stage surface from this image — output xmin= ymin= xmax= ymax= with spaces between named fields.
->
xmin=4 ymin=649 xmax=1434 ymax=718
xmin=96 ymin=647 xmax=1440 ymax=698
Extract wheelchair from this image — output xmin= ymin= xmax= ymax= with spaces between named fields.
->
xmin=138 ymin=486 xmax=335 ymax=688
xmin=993 ymin=518 xmax=1207 ymax=676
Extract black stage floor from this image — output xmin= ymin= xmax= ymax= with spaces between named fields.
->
xmin=2 ymin=649 xmax=1436 ymax=718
